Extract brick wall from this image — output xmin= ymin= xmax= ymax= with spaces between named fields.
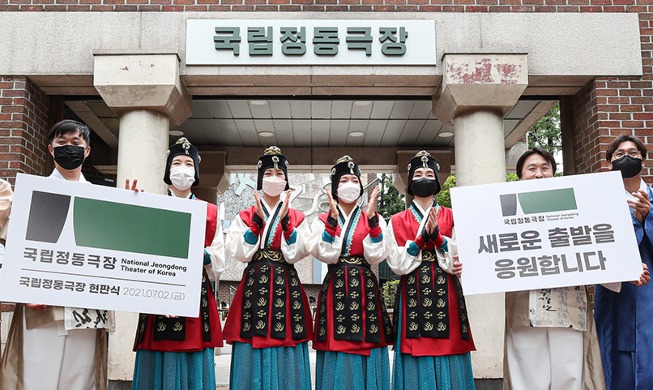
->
xmin=570 ymin=76 xmax=653 ymax=179
xmin=0 ymin=0 xmax=651 ymax=14
xmin=0 ymin=0 xmax=651 ymax=13
xmin=0 ymin=77 xmax=51 ymax=183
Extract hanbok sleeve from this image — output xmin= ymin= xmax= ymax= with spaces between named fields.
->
xmin=281 ymin=217 xmax=310 ymax=264
xmin=437 ymin=232 xmax=456 ymax=275
xmin=226 ymin=214 xmax=260 ymax=263
xmin=385 ymin=218 xmax=419 ymax=275
xmin=363 ymin=213 xmax=389 ymax=265
xmin=204 ymin=217 xmax=226 ymax=280
xmin=308 ymin=217 xmax=341 ymax=264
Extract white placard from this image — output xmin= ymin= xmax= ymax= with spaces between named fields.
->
xmin=0 ymin=174 xmax=207 ymax=317
xmin=451 ymin=171 xmax=643 ymax=295
xmin=186 ymin=19 xmax=436 ymax=65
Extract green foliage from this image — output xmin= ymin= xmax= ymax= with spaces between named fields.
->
xmin=381 ymin=279 xmax=400 ymax=308
xmin=437 ymin=173 xmax=519 ymax=208
xmin=528 ymin=102 xmax=561 ymax=156
xmin=377 ymin=173 xmax=405 ymax=220
xmin=436 ymin=174 xmax=456 ymax=208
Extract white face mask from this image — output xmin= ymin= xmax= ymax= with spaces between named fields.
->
xmin=262 ymin=176 xmax=287 ymax=197
xmin=169 ymin=166 xmax=195 ymax=191
xmin=337 ymin=181 xmax=361 ymax=203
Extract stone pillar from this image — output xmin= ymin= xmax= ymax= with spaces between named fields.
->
xmin=453 ymin=111 xmax=506 ymax=184
xmin=93 ymin=53 xmax=192 ymax=382
xmin=94 ymin=53 xmax=192 ymax=194
xmin=433 ymin=54 xmax=528 ymax=379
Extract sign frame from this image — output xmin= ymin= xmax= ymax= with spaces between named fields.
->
xmin=0 ymin=174 xmax=208 ymax=317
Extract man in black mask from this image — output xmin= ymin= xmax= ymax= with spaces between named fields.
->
xmin=1 ymin=119 xmax=111 ymax=390
xmin=594 ymin=135 xmax=653 ymax=390
xmin=47 ymin=119 xmax=91 ymax=180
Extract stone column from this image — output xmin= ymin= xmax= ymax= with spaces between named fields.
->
xmin=433 ymin=54 xmax=528 ymax=379
xmin=94 ymin=53 xmax=192 ymax=194
xmin=93 ymin=53 xmax=192 ymax=383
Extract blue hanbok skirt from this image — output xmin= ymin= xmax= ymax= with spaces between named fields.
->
xmin=229 ymin=341 xmax=311 ymax=390
xmin=315 ymin=347 xmax=390 ymax=390
xmin=392 ymin=295 xmax=475 ymax=390
xmin=132 ymin=348 xmax=215 ymax=390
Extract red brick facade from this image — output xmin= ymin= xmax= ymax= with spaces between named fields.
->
xmin=0 ymin=7 xmax=652 ymax=181
xmin=571 ymin=76 xmax=653 ymax=180
xmin=0 ymin=76 xmax=51 ymax=183
xmin=1 ymin=1 xmax=653 ymax=12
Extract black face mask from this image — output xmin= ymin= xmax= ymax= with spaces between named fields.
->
xmin=611 ymin=155 xmax=642 ymax=179
xmin=53 ymin=145 xmax=86 ymax=170
xmin=411 ymin=177 xmax=439 ymax=198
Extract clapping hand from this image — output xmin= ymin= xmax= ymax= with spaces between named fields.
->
xmin=366 ymin=186 xmax=380 ymax=219
xmin=425 ymin=207 xmax=439 ymax=235
xmin=279 ymin=190 xmax=292 ymax=219
xmin=253 ymin=192 xmax=265 ymax=220
xmin=629 ymin=189 xmax=651 ymax=224
xmin=326 ymin=190 xmax=339 ymax=220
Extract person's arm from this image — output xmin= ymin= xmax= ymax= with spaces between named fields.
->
xmin=204 ymin=214 xmax=226 ymax=280
xmin=308 ymin=217 xmax=341 ymax=264
xmin=363 ymin=213 xmax=389 ymax=265
xmin=225 ymin=213 xmax=260 ymax=263
xmin=632 ymin=188 xmax=653 ymax=246
xmin=281 ymin=215 xmax=311 ymax=264
xmin=385 ymin=219 xmax=421 ymax=275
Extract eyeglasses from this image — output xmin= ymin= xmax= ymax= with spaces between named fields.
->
xmin=613 ymin=149 xmax=641 ymax=159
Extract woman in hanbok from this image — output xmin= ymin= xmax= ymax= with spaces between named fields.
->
xmin=309 ymin=155 xmax=393 ymax=390
xmin=132 ymin=137 xmax=225 ymax=390
xmin=385 ymin=151 xmax=475 ymax=390
xmin=224 ymin=146 xmax=313 ymax=390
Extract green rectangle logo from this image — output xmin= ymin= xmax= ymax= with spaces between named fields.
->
xmin=517 ymin=188 xmax=577 ymax=214
xmin=73 ymin=197 xmax=191 ymax=258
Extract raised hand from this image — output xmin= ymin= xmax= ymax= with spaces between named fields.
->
xmin=279 ymin=190 xmax=292 ymax=219
xmin=425 ymin=207 xmax=439 ymax=234
xmin=326 ymin=190 xmax=339 ymax=220
xmin=628 ymin=189 xmax=651 ymax=224
xmin=253 ymin=191 xmax=265 ymax=220
xmin=124 ymin=179 xmax=142 ymax=192
xmin=366 ymin=186 xmax=380 ymax=219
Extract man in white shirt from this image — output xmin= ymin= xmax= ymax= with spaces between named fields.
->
xmin=0 ymin=119 xmax=110 ymax=390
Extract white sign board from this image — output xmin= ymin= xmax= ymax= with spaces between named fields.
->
xmin=451 ymin=171 xmax=643 ymax=295
xmin=186 ymin=19 xmax=436 ymax=65
xmin=0 ymin=174 xmax=207 ymax=317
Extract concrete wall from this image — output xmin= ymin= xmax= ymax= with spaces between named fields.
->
xmin=0 ymin=13 xmax=643 ymax=97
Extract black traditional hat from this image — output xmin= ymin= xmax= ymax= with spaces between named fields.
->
xmin=330 ymin=155 xmax=364 ymax=199
xmin=406 ymin=150 xmax=441 ymax=196
xmin=164 ymin=137 xmax=201 ymax=187
xmin=256 ymin=146 xmax=290 ymax=190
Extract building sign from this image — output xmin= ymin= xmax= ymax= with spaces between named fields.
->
xmin=0 ymin=174 xmax=207 ymax=317
xmin=450 ymin=172 xmax=643 ymax=295
xmin=186 ymin=19 xmax=436 ymax=65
